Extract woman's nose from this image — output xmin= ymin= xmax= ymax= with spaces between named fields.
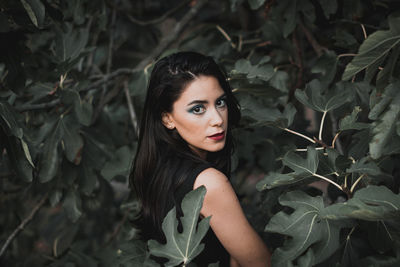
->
xmin=210 ymin=108 xmax=223 ymax=126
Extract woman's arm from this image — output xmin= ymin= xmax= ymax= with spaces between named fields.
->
xmin=194 ymin=168 xmax=271 ymax=267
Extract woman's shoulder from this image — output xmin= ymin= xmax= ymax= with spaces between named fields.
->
xmin=193 ymin=167 xmax=229 ymax=191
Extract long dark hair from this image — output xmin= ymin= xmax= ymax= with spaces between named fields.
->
xmin=130 ymin=51 xmax=241 ymax=242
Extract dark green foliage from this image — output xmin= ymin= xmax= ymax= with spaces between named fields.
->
xmin=1 ymin=0 xmax=400 ymax=266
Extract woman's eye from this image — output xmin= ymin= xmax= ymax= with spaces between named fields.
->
xmin=216 ymin=99 xmax=226 ymax=108
xmin=190 ymin=105 xmax=205 ymax=114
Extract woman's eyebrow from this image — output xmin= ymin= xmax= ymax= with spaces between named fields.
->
xmin=186 ymin=93 xmax=226 ymax=106
xmin=187 ymin=99 xmax=208 ymax=106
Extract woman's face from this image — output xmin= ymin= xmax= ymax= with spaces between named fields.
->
xmin=162 ymin=75 xmax=228 ymax=159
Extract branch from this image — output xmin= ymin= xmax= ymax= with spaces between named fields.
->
xmin=319 ymin=111 xmax=327 ymax=141
xmin=106 ymin=5 xmax=117 ymax=75
xmin=0 ymin=193 xmax=48 ymax=258
xmin=105 ymin=210 xmax=129 ymax=246
xmin=125 ymin=0 xmax=191 ymax=26
xmin=92 ymin=78 xmax=123 ymax=123
xmin=329 ymin=112 xmax=343 ymax=154
xmin=338 ymin=53 xmax=357 ymax=58
xmin=350 ymin=174 xmax=366 ymax=193
xmin=313 ymin=173 xmax=343 ymax=191
xmin=298 ymin=19 xmax=325 ymax=57
xmin=216 ymin=25 xmax=237 ymax=49
xmin=295 ymin=147 xmax=324 ymax=152
xmin=361 ymin=24 xmax=367 ymax=39
xmin=123 ymin=80 xmax=139 ymax=137
xmin=282 ymin=127 xmax=316 ymax=144
xmin=15 ymin=99 xmax=61 ymax=112
xmin=134 ymin=0 xmax=209 ymax=71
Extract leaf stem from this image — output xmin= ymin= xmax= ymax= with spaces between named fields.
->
xmin=332 ymin=132 xmax=340 ymax=148
xmin=282 ymin=128 xmax=316 ymax=144
xmin=319 ymin=111 xmax=327 ymax=141
xmin=347 ymin=226 xmax=356 ymax=241
xmin=295 ymin=147 xmax=324 ymax=152
xmin=350 ymin=174 xmax=366 ymax=193
xmin=0 ymin=193 xmax=48 ymax=257
xmin=312 ymin=173 xmax=343 ymax=191
xmin=361 ymin=24 xmax=367 ymax=39
xmin=216 ymin=25 xmax=236 ymax=49
xmin=337 ymin=53 xmax=357 ymax=58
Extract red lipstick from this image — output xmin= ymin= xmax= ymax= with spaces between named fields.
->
xmin=208 ymin=131 xmax=225 ymax=141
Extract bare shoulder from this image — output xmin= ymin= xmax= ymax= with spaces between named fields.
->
xmin=193 ymin=167 xmax=230 ymax=191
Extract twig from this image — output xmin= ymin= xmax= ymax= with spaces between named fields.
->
xmin=295 ymin=147 xmax=324 ymax=152
xmin=338 ymin=53 xmax=357 ymax=58
xmin=123 ymin=80 xmax=139 ymax=137
xmin=319 ymin=111 xmax=327 ymax=141
xmin=313 ymin=173 xmax=343 ymax=191
xmin=350 ymin=174 xmax=366 ymax=193
xmin=291 ymin=29 xmax=304 ymax=100
xmin=361 ymin=24 xmax=367 ymax=39
xmin=298 ymin=19 xmax=325 ymax=57
xmin=216 ymin=25 xmax=236 ymax=49
xmin=346 ymin=226 xmax=356 ymax=241
xmin=0 ymin=193 xmax=48 ymax=257
xmin=107 ymin=5 xmax=117 ymax=75
xmin=282 ymin=127 xmax=316 ymax=144
xmin=15 ymin=99 xmax=61 ymax=112
xmin=125 ymin=0 xmax=191 ymax=26
xmin=105 ymin=210 xmax=129 ymax=246
xmin=331 ymin=132 xmax=340 ymax=148
xmin=329 ymin=112 xmax=343 ymax=154
xmin=134 ymin=0 xmax=209 ymax=71
xmin=92 ymin=78 xmax=123 ymax=123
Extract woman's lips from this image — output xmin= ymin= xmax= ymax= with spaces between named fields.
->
xmin=208 ymin=132 xmax=225 ymax=141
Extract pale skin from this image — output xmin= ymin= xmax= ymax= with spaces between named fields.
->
xmin=162 ymin=75 xmax=271 ymax=267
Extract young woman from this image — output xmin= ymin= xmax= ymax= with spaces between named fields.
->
xmin=130 ymin=52 xmax=271 ymax=266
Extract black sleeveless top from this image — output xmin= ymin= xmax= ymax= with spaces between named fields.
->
xmin=170 ymin=162 xmax=230 ymax=266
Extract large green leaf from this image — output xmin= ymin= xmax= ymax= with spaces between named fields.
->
xmin=283 ymin=146 xmax=319 ymax=175
xmin=100 ymin=145 xmax=134 ymax=181
xmin=346 ymin=157 xmax=382 ymax=176
xmin=256 ymin=172 xmax=311 ymax=190
xmin=257 ymin=147 xmax=328 ymax=190
xmin=79 ymin=162 xmax=98 ymax=196
xmin=38 ymin=118 xmax=63 ymax=183
xmin=0 ymin=101 xmax=23 ymax=139
xmin=54 ymin=23 xmax=89 ymax=63
xmin=114 ymin=240 xmax=147 ymax=266
xmin=60 ymin=114 xmax=83 ymax=165
xmin=266 ymin=190 xmax=350 ymax=266
xmin=238 ymin=93 xmax=296 ymax=127
xmin=248 ymin=0 xmax=265 ymax=10
xmin=369 ymin=83 xmax=400 ymax=159
xmin=321 ymin=186 xmax=400 ymax=221
xmin=295 ymin=80 xmax=353 ymax=112
xmin=342 ymin=15 xmax=400 ymax=81
xmin=148 ymin=187 xmax=210 ymax=266
xmin=318 ymin=0 xmax=337 ymax=19
xmin=6 ymin=136 xmax=33 ymax=182
xmin=311 ymin=50 xmax=338 ymax=86
xmin=60 ymin=89 xmax=93 ymax=126
xmin=339 ymin=106 xmax=370 ymax=131
xmin=232 ymin=57 xmax=275 ymax=82
xmin=20 ymin=0 xmax=45 ymax=28
xmin=376 ymin=45 xmax=400 ymax=89
xmin=62 ymin=189 xmax=82 ymax=222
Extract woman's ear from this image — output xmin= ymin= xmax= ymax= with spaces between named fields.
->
xmin=161 ymin=112 xmax=175 ymax=130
